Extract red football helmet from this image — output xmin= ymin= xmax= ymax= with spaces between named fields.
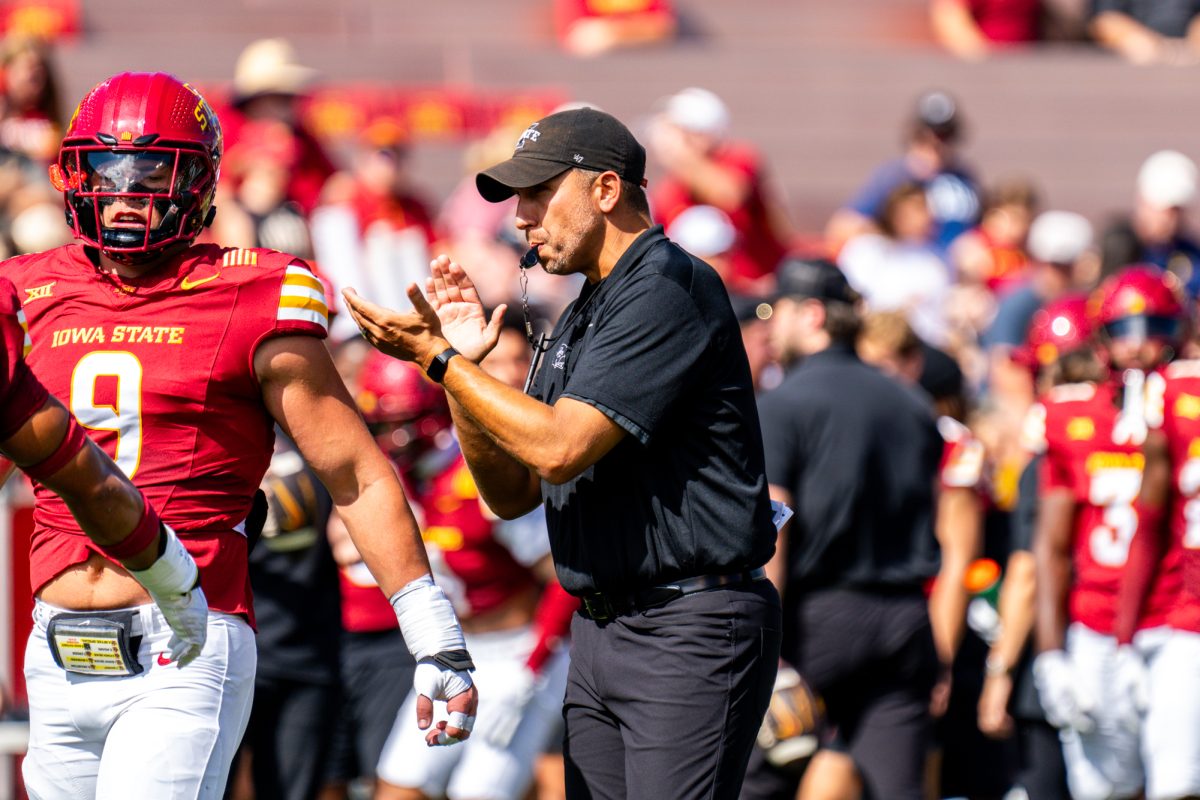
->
xmin=1013 ymin=294 xmax=1093 ymax=372
xmin=356 ymin=351 xmax=452 ymax=469
xmin=1089 ymin=264 xmax=1186 ymax=344
xmin=53 ymin=72 xmax=222 ymax=264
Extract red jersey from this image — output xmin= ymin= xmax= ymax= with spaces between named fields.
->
xmin=5 ymin=243 xmax=328 ymax=617
xmin=1034 ymin=380 xmax=1178 ymax=634
xmin=0 ymin=276 xmax=46 ymax=438
xmin=417 ymin=453 xmax=545 ymax=619
xmin=1147 ymin=361 xmax=1200 ymax=632
xmin=652 ymin=142 xmax=789 ymax=288
xmin=338 ymin=560 xmax=397 ymax=633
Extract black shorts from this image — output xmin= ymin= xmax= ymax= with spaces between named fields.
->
xmin=323 ymin=628 xmax=415 ymax=783
xmin=787 ymin=587 xmax=938 ymax=800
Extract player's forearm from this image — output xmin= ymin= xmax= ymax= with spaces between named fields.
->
xmin=333 ymin=469 xmax=431 ymax=596
xmin=1034 ymin=559 xmax=1070 ymax=653
xmin=38 ymin=442 xmax=162 ymax=569
xmin=991 ymin=551 xmax=1036 ymax=669
xmin=929 ymin=571 xmax=969 ymax=665
xmin=930 ymin=0 xmax=990 ymax=58
xmin=678 ymin=157 xmax=751 ymax=211
xmin=1090 ymin=11 xmax=1165 ymax=59
xmin=448 ymin=396 xmax=541 ymax=519
xmin=931 ymin=489 xmax=983 ymax=661
xmin=1114 ymin=432 xmax=1172 ymax=642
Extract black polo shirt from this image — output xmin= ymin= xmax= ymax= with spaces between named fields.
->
xmin=757 ymin=344 xmax=942 ymax=592
xmin=532 ymin=225 xmax=776 ymax=596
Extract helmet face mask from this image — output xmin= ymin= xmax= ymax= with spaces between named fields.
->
xmin=54 ymin=73 xmax=221 ymax=265
xmin=1089 ymin=265 xmax=1188 ymax=372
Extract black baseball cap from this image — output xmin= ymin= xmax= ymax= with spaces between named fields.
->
xmin=476 ymin=107 xmax=647 ymax=203
xmin=914 ymin=90 xmax=960 ymax=141
xmin=772 ymin=257 xmax=860 ymax=305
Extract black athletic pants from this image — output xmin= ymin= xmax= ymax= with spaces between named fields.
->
xmin=563 ymin=578 xmax=780 ymax=800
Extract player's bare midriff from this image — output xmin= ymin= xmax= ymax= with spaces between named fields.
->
xmin=37 ymin=552 xmax=151 ymax=609
xmin=460 ymin=582 xmax=539 ymax=635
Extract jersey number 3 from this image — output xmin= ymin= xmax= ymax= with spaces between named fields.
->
xmin=1088 ymin=467 xmax=1141 ymax=567
xmin=70 ymin=351 xmax=143 ymax=477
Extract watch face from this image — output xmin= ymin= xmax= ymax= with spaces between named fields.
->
xmin=427 ymin=348 xmax=458 ymax=383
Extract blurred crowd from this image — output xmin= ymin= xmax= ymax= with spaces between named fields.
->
xmin=2 ymin=7 xmax=1200 ymax=798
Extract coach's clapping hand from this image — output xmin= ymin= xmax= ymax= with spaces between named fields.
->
xmin=422 ymin=256 xmax=508 ymax=363
xmin=343 ymin=255 xmax=507 ymax=368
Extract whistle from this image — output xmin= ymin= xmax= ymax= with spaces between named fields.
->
xmin=519 ymin=247 xmax=539 ymax=269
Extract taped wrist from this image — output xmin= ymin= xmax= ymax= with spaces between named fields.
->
xmin=97 ymin=502 xmax=162 ymax=562
xmin=389 ymin=574 xmax=468 ymax=661
xmin=23 ymin=414 xmax=89 ymax=482
xmin=129 ymin=524 xmax=199 ymax=598
xmin=432 ymin=648 xmax=476 ymax=672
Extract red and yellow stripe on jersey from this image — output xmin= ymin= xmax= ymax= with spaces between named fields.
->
xmin=277 ymin=264 xmax=329 ymax=331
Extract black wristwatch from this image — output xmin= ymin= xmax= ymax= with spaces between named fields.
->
xmin=425 ymin=347 xmax=460 ymax=384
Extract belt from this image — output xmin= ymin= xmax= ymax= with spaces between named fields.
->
xmin=578 ymin=567 xmax=767 ymax=622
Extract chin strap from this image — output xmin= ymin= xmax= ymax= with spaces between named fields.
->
xmin=1112 ymin=369 xmax=1147 ymax=446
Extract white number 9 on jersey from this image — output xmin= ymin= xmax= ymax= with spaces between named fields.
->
xmin=70 ymin=351 xmax=144 ymax=477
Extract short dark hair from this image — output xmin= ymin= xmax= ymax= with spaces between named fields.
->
xmin=575 ymin=168 xmax=650 ymax=216
xmin=876 ymin=182 xmax=927 ymax=237
xmin=821 ymin=298 xmax=862 ymax=344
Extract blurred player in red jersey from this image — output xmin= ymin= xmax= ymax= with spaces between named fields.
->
xmin=977 ymin=295 xmax=1094 ymax=800
xmin=1115 ymin=285 xmax=1200 ymax=800
xmin=0 ymin=275 xmax=207 ymax=665
xmin=354 ymin=351 xmax=578 ymax=800
xmin=1031 ymin=265 xmax=1186 ymax=800
xmin=4 ymin=72 xmax=476 ymax=800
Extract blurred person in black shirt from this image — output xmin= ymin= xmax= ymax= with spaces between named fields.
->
xmin=229 ymin=431 xmax=342 ymax=800
xmin=749 ymin=259 xmax=942 ymax=800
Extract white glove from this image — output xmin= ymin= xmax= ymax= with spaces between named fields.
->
xmin=1113 ymin=645 xmax=1150 ymax=733
xmin=1033 ymin=650 xmax=1095 ymax=733
xmin=128 ymin=525 xmax=208 ymax=666
xmin=413 ymin=658 xmax=476 ymax=745
xmin=480 ymin=666 xmax=536 ymax=749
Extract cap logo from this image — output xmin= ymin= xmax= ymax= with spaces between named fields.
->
xmin=573 ymin=154 xmax=584 ymax=163
xmin=515 ymin=123 xmax=540 ymax=151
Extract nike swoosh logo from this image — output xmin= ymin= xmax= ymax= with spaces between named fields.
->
xmin=157 ymin=652 xmax=172 ymax=666
xmin=180 ymin=273 xmax=220 ymax=290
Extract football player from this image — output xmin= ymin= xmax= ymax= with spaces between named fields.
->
xmin=1031 ymin=265 xmax=1186 ymax=800
xmin=0 ymin=276 xmax=206 ymax=666
xmin=1114 ymin=285 xmax=1200 ymax=800
xmin=979 ymin=295 xmax=1095 ymax=800
xmin=355 ymin=352 xmax=577 ymax=800
xmin=5 ymin=73 xmax=476 ymax=800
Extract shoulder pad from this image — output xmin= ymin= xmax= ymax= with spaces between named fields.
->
xmin=1045 ymin=382 xmax=1096 ymax=404
xmin=1168 ymin=360 xmax=1200 ymax=379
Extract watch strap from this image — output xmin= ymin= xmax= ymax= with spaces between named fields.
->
xmin=425 ymin=347 xmax=460 ymax=384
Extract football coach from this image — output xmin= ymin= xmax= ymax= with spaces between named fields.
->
xmin=343 ymin=106 xmax=781 ymax=799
